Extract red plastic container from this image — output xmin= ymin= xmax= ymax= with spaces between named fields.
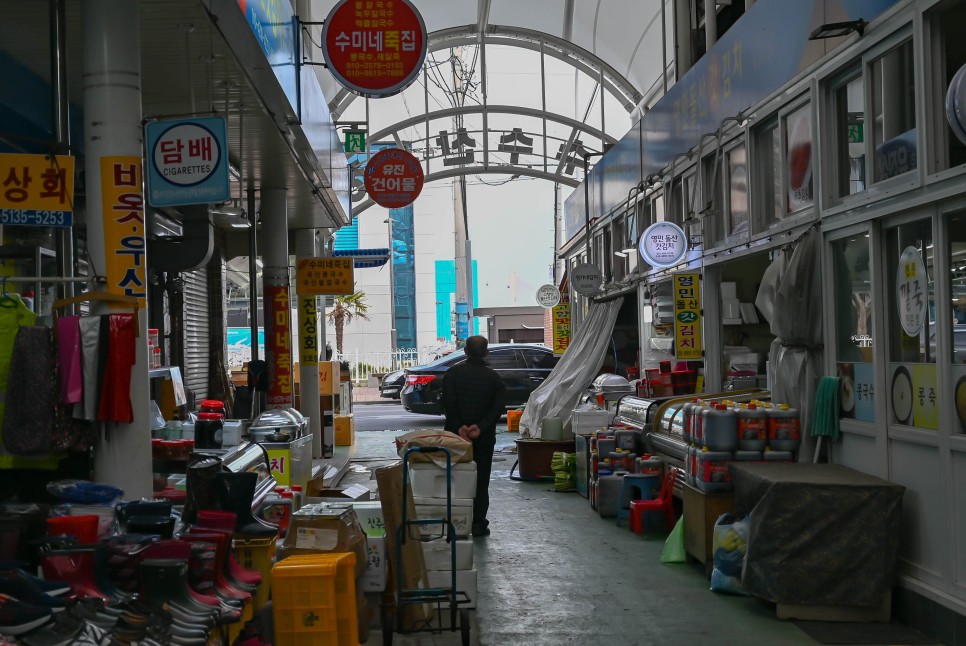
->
xmin=47 ymin=515 xmax=99 ymax=544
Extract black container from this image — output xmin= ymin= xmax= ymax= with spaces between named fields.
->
xmin=125 ymin=515 xmax=175 ymax=539
xmin=195 ymin=412 xmax=224 ymax=449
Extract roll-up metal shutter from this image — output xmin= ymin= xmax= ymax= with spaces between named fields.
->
xmin=182 ymin=268 xmax=210 ymax=402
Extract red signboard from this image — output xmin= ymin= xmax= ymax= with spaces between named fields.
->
xmin=266 ymin=285 xmax=293 ymax=408
xmin=321 ymin=0 xmax=427 ymax=98
xmin=363 ymin=148 xmax=424 ymax=208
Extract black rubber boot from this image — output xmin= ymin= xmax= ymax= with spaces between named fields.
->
xmin=138 ymin=559 xmax=218 ymax=627
xmin=213 ymin=472 xmax=278 ymax=538
xmin=182 ymin=455 xmax=223 ymax=525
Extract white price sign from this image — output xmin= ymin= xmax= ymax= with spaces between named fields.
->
xmin=896 ymin=246 xmax=927 ymax=337
xmin=639 ymin=221 xmax=688 ymax=267
xmin=536 ymin=284 xmax=561 ymax=308
xmin=572 ymin=263 xmax=602 ymax=296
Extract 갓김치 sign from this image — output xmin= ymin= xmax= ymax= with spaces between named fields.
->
xmin=145 ymin=117 xmax=229 ymax=207
xmin=639 ymin=221 xmax=688 ymax=268
xmin=673 ymin=272 xmax=702 ymax=361
xmin=363 ymin=148 xmax=424 ymax=209
xmin=297 ymin=257 xmax=354 ymax=295
xmin=0 ymin=153 xmax=75 ymax=227
xmin=322 ymin=0 xmax=427 ymax=98
xmin=101 ymin=157 xmax=146 ymax=305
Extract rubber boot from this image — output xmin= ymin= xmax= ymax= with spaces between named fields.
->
xmin=41 ymin=549 xmax=110 ymax=602
xmin=93 ymin=545 xmax=136 ymax=603
xmin=138 ymin=559 xmax=219 ymax=627
xmin=213 ymin=473 xmax=277 ymax=538
xmin=195 ymin=512 xmax=262 ymax=586
xmin=182 ymin=455 xmax=223 ymax=525
xmin=143 ymin=540 xmax=242 ymax=623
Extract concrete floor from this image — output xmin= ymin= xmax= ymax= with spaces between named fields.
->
xmin=338 ymin=425 xmax=819 ymax=646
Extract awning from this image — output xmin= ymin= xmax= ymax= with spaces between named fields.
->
xmin=333 ymin=248 xmax=390 ymax=269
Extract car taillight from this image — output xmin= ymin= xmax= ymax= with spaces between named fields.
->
xmin=406 ymin=375 xmax=436 ymax=386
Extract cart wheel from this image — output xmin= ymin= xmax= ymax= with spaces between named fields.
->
xmin=460 ymin=608 xmax=471 ymax=646
xmin=381 ymin=608 xmax=394 ymax=646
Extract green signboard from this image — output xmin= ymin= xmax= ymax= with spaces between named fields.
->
xmin=345 ymin=131 xmax=366 ymax=153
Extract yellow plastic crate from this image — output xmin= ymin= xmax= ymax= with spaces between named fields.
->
xmin=233 ymin=536 xmax=276 ymax=612
xmin=272 ymin=553 xmax=358 ymax=646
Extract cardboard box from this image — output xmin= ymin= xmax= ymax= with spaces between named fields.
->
xmin=319 ymin=361 xmax=340 ymax=395
xmin=305 ymin=482 xmax=373 ymax=505
xmin=358 ymin=534 xmax=387 ymax=592
xmin=426 ymin=568 xmax=478 ymax=608
xmin=335 ymin=414 xmax=355 ymax=446
xmin=279 ymin=505 xmax=368 ymax=578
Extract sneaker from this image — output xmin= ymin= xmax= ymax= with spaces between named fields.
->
xmin=0 ymin=572 xmax=67 ymax=613
xmin=0 ymin=594 xmax=52 ymax=636
xmin=0 ymin=570 xmax=69 ymax=598
xmin=18 ymin=611 xmax=82 ymax=646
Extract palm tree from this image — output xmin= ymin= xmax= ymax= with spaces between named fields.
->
xmin=326 ymin=291 xmax=371 ymax=354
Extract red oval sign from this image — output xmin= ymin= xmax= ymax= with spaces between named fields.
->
xmin=321 ymin=0 xmax=427 ymax=98
xmin=363 ymin=148 xmax=424 ymax=209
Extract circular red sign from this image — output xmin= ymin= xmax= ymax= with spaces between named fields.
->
xmin=363 ymin=148 xmax=424 ymax=209
xmin=321 ymin=0 xmax=427 ymax=98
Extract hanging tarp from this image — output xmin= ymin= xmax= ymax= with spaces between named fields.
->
xmin=755 ymin=227 xmax=823 ymax=461
xmin=518 ymin=298 xmax=623 ymax=438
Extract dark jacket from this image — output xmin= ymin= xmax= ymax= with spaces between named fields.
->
xmin=442 ymin=356 xmax=506 ymax=437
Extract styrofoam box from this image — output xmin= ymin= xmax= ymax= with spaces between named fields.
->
xmin=358 ymin=535 xmax=387 ymax=592
xmin=426 ymin=568 xmax=478 ymax=609
xmin=345 ymin=501 xmax=385 ymax=537
xmin=408 ymin=462 xmax=477 ymax=499
xmin=572 ymin=409 xmax=615 ymax=429
xmin=414 ymin=497 xmax=473 ymax=537
xmin=421 ymin=538 xmax=474 ymax=571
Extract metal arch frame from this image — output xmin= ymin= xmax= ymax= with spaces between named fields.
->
xmin=327 ymin=24 xmax=643 ymax=119
xmin=351 ymin=166 xmax=579 ymax=216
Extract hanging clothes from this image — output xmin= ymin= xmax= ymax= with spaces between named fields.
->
xmin=56 ymin=315 xmax=83 ymax=404
xmin=3 ymin=326 xmax=57 ymax=455
xmin=74 ymin=316 xmax=102 ymax=421
xmin=97 ymin=313 xmax=137 ymax=424
xmin=0 ymin=296 xmax=36 ymax=450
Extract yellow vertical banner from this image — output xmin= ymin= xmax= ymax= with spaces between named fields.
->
xmin=911 ymin=364 xmax=939 ymax=430
xmin=298 ymin=295 xmax=319 ymax=366
xmin=673 ymin=272 xmax=702 ymax=360
xmin=552 ymin=301 xmax=571 ymax=355
xmin=100 ymin=157 xmax=146 ymax=306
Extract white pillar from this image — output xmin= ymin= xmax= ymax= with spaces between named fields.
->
xmin=295 ymin=229 xmax=323 ymax=457
xmin=82 ymin=0 xmax=151 ymax=499
xmin=260 ymin=188 xmax=292 ymax=409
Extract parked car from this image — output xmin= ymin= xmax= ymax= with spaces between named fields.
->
xmin=401 ymin=343 xmax=560 ymax=415
xmin=379 ymin=370 xmax=405 ymax=399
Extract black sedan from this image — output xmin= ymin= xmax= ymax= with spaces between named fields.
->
xmin=378 ymin=370 xmax=405 ymax=399
xmin=400 ymin=344 xmax=559 ymax=415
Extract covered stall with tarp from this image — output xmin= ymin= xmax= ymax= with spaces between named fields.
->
xmin=518 ymin=298 xmax=624 ymax=438
xmin=754 ymin=227 xmax=824 ymax=462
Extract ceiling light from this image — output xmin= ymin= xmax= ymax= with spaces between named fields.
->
xmin=614 ymin=251 xmax=627 ymax=258
xmin=808 ymin=19 xmax=867 ymax=40
xmin=209 ymin=205 xmax=251 ymax=229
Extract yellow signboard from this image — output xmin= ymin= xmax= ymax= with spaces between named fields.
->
xmin=297 ymin=257 xmax=354 ymax=295
xmin=673 ymin=273 xmax=702 ymax=360
xmin=100 ymin=157 xmax=146 ymax=305
xmin=552 ymin=302 xmax=571 ymax=355
xmin=297 ymin=295 xmax=319 ymax=366
xmin=0 ymin=153 xmax=75 ymax=227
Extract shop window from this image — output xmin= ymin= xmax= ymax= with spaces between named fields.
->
xmin=754 ymin=117 xmax=782 ymax=231
xmin=666 ymin=177 xmax=683 ymax=225
xmin=833 ymin=234 xmax=875 ymax=423
xmin=928 ymin=2 xmax=966 ymax=171
xmin=653 ymin=192 xmax=666 ymax=225
xmin=946 ymin=211 xmax=966 ymax=432
xmin=871 ymin=40 xmax=917 ymax=184
xmin=702 ymin=152 xmax=724 ymax=246
xmin=831 ymin=70 xmax=866 ymax=199
xmin=785 ymin=103 xmax=814 ymax=213
xmin=682 ymin=173 xmax=697 ymax=225
xmin=886 ymin=219 xmax=937 ymax=429
xmin=726 ymin=143 xmax=749 ymax=239
xmin=612 ymin=216 xmax=628 ymax=281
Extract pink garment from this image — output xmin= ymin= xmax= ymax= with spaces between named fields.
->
xmin=56 ymin=316 xmax=83 ymax=404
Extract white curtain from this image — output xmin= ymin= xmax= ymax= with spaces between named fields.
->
xmin=518 ymin=298 xmax=624 ymax=438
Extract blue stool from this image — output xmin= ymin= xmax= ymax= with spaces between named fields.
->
xmin=615 ymin=473 xmax=659 ymax=527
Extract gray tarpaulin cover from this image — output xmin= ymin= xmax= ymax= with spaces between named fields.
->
xmin=730 ymin=463 xmax=905 ymax=606
xmin=755 ymin=227 xmax=823 ymax=461
xmin=518 ymin=298 xmax=623 ymax=438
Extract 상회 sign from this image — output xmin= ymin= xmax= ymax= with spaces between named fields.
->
xmin=322 ymin=0 xmax=427 ymax=98
xmin=363 ymin=148 xmax=424 ymax=209
xmin=145 ymin=116 xmax=229 ymax=207
xmin=0 ymin=153 xmax=75 ymax=227
xmin=639 ymin=221 xmax=688 ymax=268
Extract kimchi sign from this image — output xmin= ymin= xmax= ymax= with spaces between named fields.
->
xmin=321 ymin=0 xmax=427 ymax=98
xmin=363 ymin=148 xmax=424 ymax=208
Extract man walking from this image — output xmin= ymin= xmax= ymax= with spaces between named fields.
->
xmin=442 ymin=336 xmax=506 ymax=537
